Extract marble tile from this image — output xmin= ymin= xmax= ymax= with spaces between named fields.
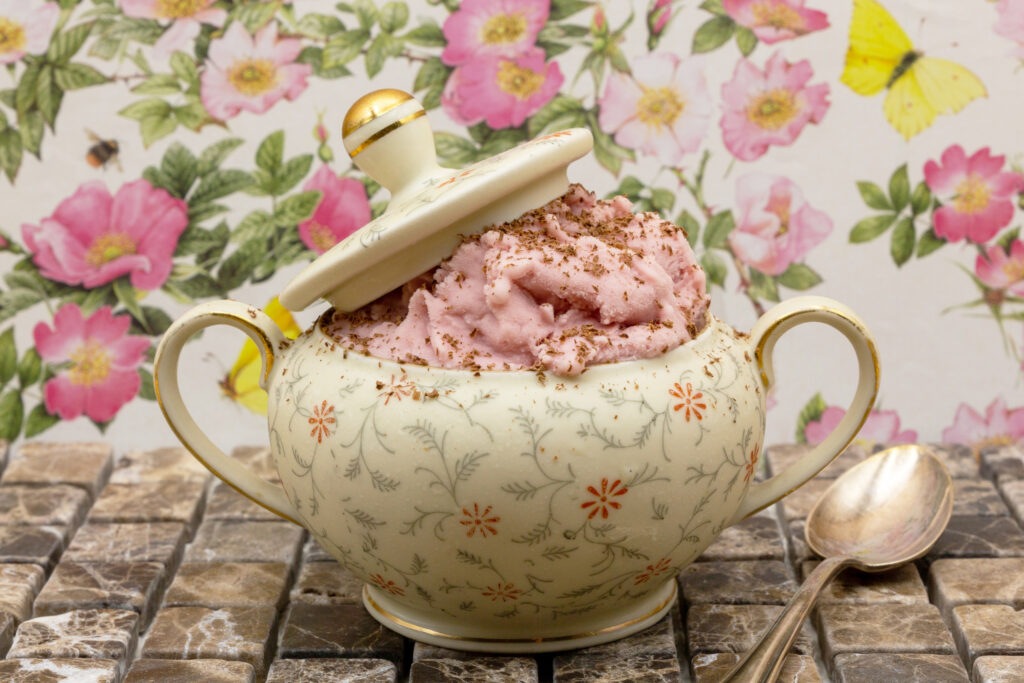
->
xmin=925 ymin=516 xmax=1024 ymax=562
xmin=33 ymin=562 xmax=164 ymax=629
xmin=142 ymin=606 xmax=277 ymax=678
xmin=686 ymin=604 xmax=813 ymax=656
xmin=4 ymin=442 xmax=112 ymax=498
xmin=125 ymin=659 xmax=255 ymax=682
xmin=1 ymin=611 xmax=14 ymax=657
xmin=290 ymin=561 xmax=364 ymax=605
xmin=0 ymin=563 xmax=45 ymax=622
xmin=416 ymin=657 xmax=539 ymax=682
xmin=165 ymin=562 xmax=290 ymax=609
xmin=766 ymin=443 xmax=870 ymax=479
xmin=973 ymin=655 xmax=1024 ymax=682
xmin=690 ymin=653 xmax=821 ymax=682
xmin=8 ymin=609 xmax=138 ymax=670
xmin=816 ymin=604 xmax=956 ymax=663
xmin=266 ymin=658 xmax=398 ymax=683
xmin=0 ymin=658 xmax=119 ymax=681
xmin=87 ymin=480 xmax=206 ymax=530
xmin=696 ymin=515 xmax=784 ymax=562
xmin=951 ymin=604 xmax=1024 ymax=667
xmin=303 ymin=535 xmax=337 ymax=562
xmin=1000 ymin=479 xmax=1024 ymax=529
xmin=63 ymin=522 xmax=188 ymax=570
xmin=0 ymin=525 xmax=64 ymax=569
xmin=981 ymin=445 xmax=1024 ymax=482
xmin=185 ymin=520 xmax=305 ymax=564
xmin=109 ymin=447 xmax=210 ymax=485
xmin=786 ymin=520 xmax=815 ymax=565
xmin=929 ymin=558 xmax=1024 ymax=619
xmin=230 ymin=446 xmax=281 ymax=482
xmin=831 ymin=653 xmax=968 ymax=682
xmin=679 ymin=560 xmax=795 ymax=605
xmin=277 ymin=602 xmax=405 ymax=664
xmin=566 ymin=614 xmax=676 ymax=658
xmin=0 ymin=484 xmax=90 ymax=529
xmin=776 ymin=479 xmax=831 ymax=525
xmin=922 ymin=443 xmax=980 ymax=479
xmin=952 ymin=479 xmax=1010 ymax=517
xmin=204 ymin=480 xmax=282 ymax=521
xmin=800 ymin=561 xmax=928 ymax=605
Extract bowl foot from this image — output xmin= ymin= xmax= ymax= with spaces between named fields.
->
xmin=362 ymin=579 xmax=677 ymax=654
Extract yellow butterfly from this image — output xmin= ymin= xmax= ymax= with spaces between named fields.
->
xmin=219 ymin=297 xmax=301 ymax=415
xmin=841 ymin=0 xmax=986 ymax=140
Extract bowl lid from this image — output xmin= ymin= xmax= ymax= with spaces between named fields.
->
xmin=278 ymin=89 xmax=593 ymax=313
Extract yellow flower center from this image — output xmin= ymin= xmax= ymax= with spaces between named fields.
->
xmin=974 ymin=434 xmax=1014 ymax=451
xmin=496 ymin=60 xmax=544 ymax=100
xmin=69 ymin=340 xmax=112 ymax=387
xmin=307 ymin=222 xmax=337 ymax=253
xmin=155 ymin=0 xmax=206 ymax=19
xmin=86 ymin=233 xmax=137 ymax=267
xmin=1001 ymin=259 xmax=1024 ymax=283
xmin=0 ymin=16 xmax=26 ymax=54
xmin=954 ymin=173 xmax=991 ymax=214
xmin=228 ymin=59 xmax=279 ymax=96
xmin=747 ymin=89 xmax=797 ymax=130
xmin=636 ymin=86 xmax=685 ymax=130
xmin=480 ymin=13 xmax=526 ymax=45
xmin=751 ymin=2 xmax=803 ymax=30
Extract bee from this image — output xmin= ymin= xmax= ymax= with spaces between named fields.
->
xmin=85 ymin=131 xmax=121 ymax=171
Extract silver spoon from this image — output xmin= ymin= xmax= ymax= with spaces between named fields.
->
xmin=720 ymin=444 xmax=953 ymax=682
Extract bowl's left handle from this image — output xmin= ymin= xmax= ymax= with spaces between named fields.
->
xmin=154 ymin=299 xmax=303 ymax=525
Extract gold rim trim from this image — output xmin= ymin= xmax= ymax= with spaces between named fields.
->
xmin=343 ymin=88 xmax=414 ymax=137
xmin=349 ymin=109 xmax=426 ymax=158
xmin=364 ymin=582 xmax=677 ymax=644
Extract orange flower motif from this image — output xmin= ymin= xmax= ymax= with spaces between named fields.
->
xmin=537 ymin=131 xmax=573 ymax=141
xmin=634 ymin=557 xmax=672 ymax=585
xmin=482 ymin=582 xmax=521 ymax=602
xmin=745 ymin=444 xmax=760 ymax=483
xmin=459 ymin=503 xmax=500 ymax=538
xmin=370 ymin=573 xmax=405 ymax=596
xmin=669 ymin=382 xmax=707 ymax=422
xmin=377 ymin=374 xmax=414 ymax=405
xmin=581 ymin=478 xmax=628 ymax=519
xmin=308 ymin=400 xmax=336 ymax=443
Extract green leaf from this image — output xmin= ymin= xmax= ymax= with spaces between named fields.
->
xmin=795 ymin=392 xmax=826 ymax=443
xmin=133 ymin=306 xmax=172 ymax=336
xmin=910 ymin=180 xmax=931 ymax=216
xmin=17 ymin=348 xmax=41 ymax=388
xmin=324 ymin=28 xmax=369 ymax=68
xmin=735 ymin=26 xmax=757 ymax=56
xmin=700 ymin=0 xmax=728 ymax=16
xmin=103 ymin=17 xmax=163 ymax=43
xmin=275 ymin=190 xmax=321 ymax=226
xmin=132 ymin=73 xmax=181 ymax=95
xmin=480 ymin=128 xmax=527 ymax=155
xmin=614 ymin=176 xmax=644 ymax=198
xmin=15 ymin=63 xmax=41 ymax=115
xmin=297 ymin=12 xmax=345 ymax=39
xmin=113 ymin=278 xmax=144 ymax=322
xmin=19 ymin=110 xmax=43 ymax=158
xmin=0 ymin=391 xmax=24 ymax=440
xmin=997 ymin=227 xmax=1020 ymax=252
xmin=173 ymin=102 xmax=206 ymax=130
xmin=256 ymin=130 xmax=284 ymax=174
xmin=692 ymin=16 xmax=736 ymax=54
xmin=352 ymin=0 xmax=379 ymax=29
xmin=190 ymin=169 xmax=254 ymax=204
xmin=777 ymin=263 xmax=822 ymax=290
xmin=54 ymin=63 xmax=108 ymax=90
xmin=197 ymin=138 xmax=244 ymax=174
xmin=161 ymin=142 xmax=198 ymax=198
xmin=589 ymin=120 xmax=634 ymax=176
xmin=139 ymin=112 xmax=176 ymax=147
xmin=404 ymin=21 xmax=445 ymax=46
xmin=748 ymin=268 xmax=780 ymax=302
xmin=413 ymin=56 xmax=449 ymax=92
xmin=916 ymin=227 xmax=946 ymax=258
xmin=702 ymin=210 xmax=735 ymax=249
xmin=527 ymin=94 xmax=584 ymax=138
xmin=849 ymin=214 xmax=897 ymax=243
xmin=676 ymin=209 xmax=700 ymax=247
xmin=434 ymin=132 xmax=479 ymax=167
xmin=365 ymin=33 xmax=400 ymax=77
xmin=379 ymin=1 xmax=409 ymax=32
xmin=232 ymin=209 xmax=276 ymax=242
xmin=175 ymin=223 xmax=229 ymax=257
xmin=217 ymin=241 xmax=264 ymax=290
xmin=137 ymin=367 xmax=156 ymax=400
xmin=232 ymin=2 xmax=278 ymax=32
xmin=24 ymin=403 xmax=59 ymax=438
xmin=119 ymin=98 xmax=171 ymax=121
xmin=650 ymin=188 xmax=676 ymax=215
xmin=0 ymin=328 xmax=15 ymax=387
xmin=700 ymin=251 xmax=727 ymax=288
xmin=549 ymin=0 xmax=589 ymax=20
xmin=0 ymin=128 xmax=22 ymax=182
xmin=888 ymin=164 xmax=910 ymax=212
xmin=35 ymin=66 xmax=62 ymax=128
xmin=47 ymin=22 xmax=94 ymax=64
xmin=856 ymin=181 xmax=891 ymax=211
xmin=889 ymin=216 xmax=915 ymax=266
xmin=169 ymin=51 xmax=198 ymax=86
xmin=274 ymin=155 xmax=314 ymax=196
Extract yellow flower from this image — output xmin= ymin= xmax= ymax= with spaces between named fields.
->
xmin=219 ymin=297 xmax=300 ymax=414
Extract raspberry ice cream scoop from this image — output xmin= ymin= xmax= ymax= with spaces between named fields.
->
xmin=326 ymin=185 xmax=709 ymax=376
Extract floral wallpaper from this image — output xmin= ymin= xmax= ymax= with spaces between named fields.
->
xmin=0 ymin=0 xmax=1022 ymax=457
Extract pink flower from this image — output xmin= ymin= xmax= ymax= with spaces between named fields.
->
xmin=597 ymin=53 xmax=711 ymax=166
xmin=200 ymin=22 xmax=311 ymax=121
xmin=442 ymin=48 xmax=563 ymax=129
xmin=942 ymin=397 xmax=1024 ymax=450
xmin=994 ymin=0 xmax=1024 ymax=57
xmin=298 ymin=166 xmax=372 ymax=254
xmin=34 ymin=304 xmax=149 ymax=423
xmin=975 ymin=240 xmax=1024 ymax=296
xmin=806 ymin=406 xmax=918 ymax=448
xmin=720 ymin=51 xmax=829 ymax=162
xmin=441 ymin=0 xmax=548 ymax=66
xmin=0 ymin=0 xmax=59 ymax=64
xmin=118 ymin=0 xmax=226 ymax=59
xmin=924 ymin=145 xmax=1024 ymax=244
xmin=649 ymin=0 xmax=672 ymax=36
xmin=728 ymin=174 xmax=831 ymax=276
xmin=22 ymin=180 xmax=188 ymax=290
xmin=723 ymin=0 xmax=829 ymax=44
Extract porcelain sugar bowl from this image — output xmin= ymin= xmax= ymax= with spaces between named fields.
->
xmin=155 ymin=89 xmax=879 ymax=653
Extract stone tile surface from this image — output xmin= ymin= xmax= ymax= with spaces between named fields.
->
xmin=816 ymin=603 xmax=956 ymax=662
xmin=696 ymin=515 xmax=784 ymax=562
xmin=8 ymin=609 xmax=138 ymax=666
xmin=0 ymin=525 xmax=64 ymax=568
xmin=952 ymin=479 xmax=1010 ymax=517
xmin=679 ymin=560 xmax=795 ymax=605
xmin=184 ymin=520 xmax=305 ymax=564
xmin=230 ymin=446 xmax=281 ymax=482
xmin=926 ymin=516 xmax=1024 ymax=562
xmin=33 ymin=562 xmax=164 ymax=628
xmin=277 ymin=602 xmax=405 ymax=664
xmin=109 ymin=447 xmax=209 ymax=485
xmin=4 ymin=443 xmax=112 ymax=498
xmin=766 ymin=443 xmax=870 ymax=480
xmin=831 ymin=653 xmax=968 ymax=682
xmin=776 ymin=479 xmax=831 ymax=525
xmin=951 ymin=604 xmax=1024 ymax=666
xmin=567 ymin=614 xmax=676 ymax=658
xmin=125 ymin=658 xmax=255 ymax=682
xmin=266 ymin=658 xmax=398 ymax=682
xmin=0 ymin=485 xmax=90 ymax=529
xmin=63 ymin=522 xmax=187 ymax=569
xmin=0 ymin=658 xmax=120 ymax=681
xmin=0 ymin=563 xmax=45 ymax=622
xmin=142 ymin=606 xmax=277 ymax=677
xmin=290 ymin=561 xmax=363 ymax=604
xmin=929 ymin=558 xmax=1024 ymax=618
xmin=973 ymin=656 xmax=1024 ymax=682
xmin=686 ymin=604 xmax=814 ymax=655
xmin=87 ymin=480 xmax=206 ymax=529
xmin=1000 ymin=478 xmax=1024 ymax=529
xmin=923 ymin=443 xmax=981 ymax=479
xmin=691 ymin=653 xmax=821 ymax=682
xmin=800 ymin=561 xmax=928 ymax=605
xmin=204 ymin=480 xmax=282 ymax=521
xmin=981 ymin=445 xmax=1024 ymax=482
xmin=302 ymin=535 xmax=336 ymax=562
xmin=165 ymin=562 xmax=290 ymax=609
xmin=416 ymin=657 xmax=539 ymax=682
xmin=1 ymin=611 xmax=14 ymax=657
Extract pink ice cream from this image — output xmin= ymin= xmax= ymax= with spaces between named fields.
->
xmin=326 ymin=185 xmax=709 ymax=376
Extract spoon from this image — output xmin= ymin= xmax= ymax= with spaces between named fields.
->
xmin=720 ymin=444 xmax=953 ymax=682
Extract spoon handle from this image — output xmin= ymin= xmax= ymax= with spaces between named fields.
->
xmin=719 ymin=555 xmax=854 ymax=683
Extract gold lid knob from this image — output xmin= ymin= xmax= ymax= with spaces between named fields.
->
xmin=342 ymin=89 xmax=414 ymax=138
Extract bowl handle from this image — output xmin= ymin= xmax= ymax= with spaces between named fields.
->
xmin=154 ymin=299 xmax=303 ymax=525
xmin=729 ymin=295 xmax=879 ymax=525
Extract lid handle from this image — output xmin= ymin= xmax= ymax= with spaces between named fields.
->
xmin=342 ymin=89 xmax=442 ymax=206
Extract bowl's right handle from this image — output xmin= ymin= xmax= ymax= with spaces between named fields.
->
xmin=154 ymin=299 xmax=303 ymax=525
xmin=729 ymin=295 xmax=880 ymax=526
